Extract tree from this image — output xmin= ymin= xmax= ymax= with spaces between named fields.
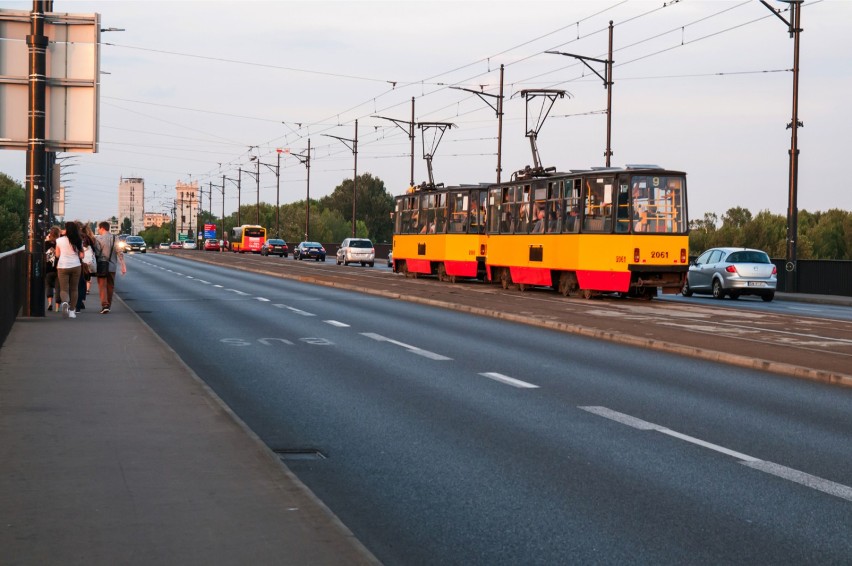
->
xmin=688 ymin=212 xmax=719 ymax=255
xmin=0 ymin=173 xmax=25 ymax=252
xmin=121 ymin=217 xmax=132 ymax=234
xmin=319 ymin=173 xmax=394 ymax=242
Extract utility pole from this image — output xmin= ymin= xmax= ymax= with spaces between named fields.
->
xmin=237 ymin=168 xmax=242 ymax=227
xmin=760 ymin=0 xmax=803 ymax=293
xmin=547 ymin=20 xmax=614 ymax=167
xmin=325 ymin=121 xmax=358 ymax=237
xmin=24 ymin=0 xmax=50 ymax=317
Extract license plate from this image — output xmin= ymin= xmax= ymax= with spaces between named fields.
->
xmin=747 ymin=281 xmax=766 ymax=287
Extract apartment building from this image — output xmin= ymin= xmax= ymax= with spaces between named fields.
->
xmin=118 ymin=177 xmax=145 ymax=235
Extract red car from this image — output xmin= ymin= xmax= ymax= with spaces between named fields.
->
xmin=203 ymin=238 xmax=220 ymax=251
xmin=169 ymin=241 xmax=182 ymax=250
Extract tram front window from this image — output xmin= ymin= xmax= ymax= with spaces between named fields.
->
xmin=630 ymin=175 xmax=686 ymax=233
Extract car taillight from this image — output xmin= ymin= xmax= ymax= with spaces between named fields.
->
xmin=772 ymin=265 xmax=777 ymax=275
xmin=680 ymin=248 xmax=687 ymax=264
xmin=726 ymin=265 xmax=737 ymax=273
xmin=634 ymin=248 xmax=640 ymax=263
xmin=370 ymin=248 xmax=375 ymax=253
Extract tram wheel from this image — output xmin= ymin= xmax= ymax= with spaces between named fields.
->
xmin=437 ymin=264 xmax=448 ymax=282
xmin=500 ymin=269 xmax=511 ymax=290
xmin=558 ymin=273 xmax=578 ymax=297
xmin=581 ymin=289 xmax=594 ymax=300
xmin=518 ymin=283 xmax=527 ymax=292
xmin=448 ymin=275 xmax=457 ymax=284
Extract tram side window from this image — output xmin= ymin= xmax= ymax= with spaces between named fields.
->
xmin=530 ymin=186 xmax=548 ymax=233
xmin=434 ymin=193 xmax=447 ymax=234
xmin=516 ymin=185 xmax=531 ymax=233
xmin=448 ymin=192 xmax=468 ymax=234
xmin=582 ymin=177 xmax=614 ymax=232
xmin=419 ymin=193 xmax=435 ymax=234
xmin=615 ymin=182 xmax=630 ymax=233
xmin=488 ymin=188 xmax=502 ymax=233
xmin=563 ymin=179 xmax=581 ymax=233
xmin=472 ymin=191 xmax=487 ymax=234
xmin=499 ymin=187 xmax=517 ymax=233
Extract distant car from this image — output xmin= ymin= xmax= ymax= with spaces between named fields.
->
xmin=682 ymin=247 xmax=777 ymax=302
xmin=125 ymin=235 xmax=147 ymax=253
xmin=387 ymin=250 xmax=393 ymax=268
xmin=203 ymin=238 xmax=220 ymax=251
xmin=293 ymin=241 xmax=326 ymax=261
xmin=158 ymin=242 xmax=170 ymax=250
xmin=117 ymin=234 xmax=129 ymax=251
xmin=169 ymin=241 xmax=182 ymax=249
xmin=261 ymin=238 xmax=288 ymax=257
xmin=182 ymin=240 xmax=197 ymax=250
xmin=336 ymin=237 xmax=375 ymax=266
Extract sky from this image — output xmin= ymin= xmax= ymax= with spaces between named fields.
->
xmin=1 ymin=0 xmax=849 ymax=226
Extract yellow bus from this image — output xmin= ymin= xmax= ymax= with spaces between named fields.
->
xmin=229 ymin=224 xmax=266 ymax=253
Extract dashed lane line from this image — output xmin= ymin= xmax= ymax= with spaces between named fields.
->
xmin=580 ymin=406 xmax=852 ymax=503
xmin=479 ymin=372 xmax=539 ymax=389
xmin=360 ymin=332 xmax=452 ymax=361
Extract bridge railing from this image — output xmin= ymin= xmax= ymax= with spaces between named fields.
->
xmin=0 ymin=247 xmax=25 ymax=348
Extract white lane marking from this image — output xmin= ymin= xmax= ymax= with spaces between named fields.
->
xmin=742 ymin=461 xmax=852 ymax=502
xmin=226 ymin=289 xmax=249 ymax=296
xmin=580 ymin=406 xmax=852 ymax=502
xmin=273 ymin=304 xmax=315 ymax=316
xmin=213 ymin=284 xmax=223 ymax=288
xmin=361 ymin=332 xmax=452 ymax=361
xmin=186 ymin=276 xmax=194 ymax=279
xmin=479 ymin=372 xmax=539 ymax=389
xmin=197 ymin=279 xmax=211 ymax=284
xmin=256 ymin=297 xmax=270 ymax=302
xmin=324 ymin=320 xmax=350 ymax=327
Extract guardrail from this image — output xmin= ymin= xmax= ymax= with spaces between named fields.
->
xmin=0 ymin=246 xmax=25 ymax=348
xmin=772 ymin=259 xmax=852 ymax=296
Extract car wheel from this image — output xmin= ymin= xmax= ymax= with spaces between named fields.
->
xmin=368 ymin=262 xmax=374 ymax=267
xmin=344 ymin=260 xmax=349 ymax=266
xmin=681 ymin=279 xmax=693 ymax=297
xmin=322 ymin=257 xmax=326 ymax=262
xmin=337 ymin=259 xmax=342 ymax=265
xmin=712 ymin=279 xmax=725 ymax=300
xmin=761 ymin=292 xmax=775 ymax=302
xmin=361 ymin=262 xmax=366 ymax=266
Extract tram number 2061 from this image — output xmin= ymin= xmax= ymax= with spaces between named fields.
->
xmin=650 ymin=251 xmax=669 ymax=259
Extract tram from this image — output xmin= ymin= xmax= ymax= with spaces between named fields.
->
xmin=391 ymin=165 xmax=688 ymax=299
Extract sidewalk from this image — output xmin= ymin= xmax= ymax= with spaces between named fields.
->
xmin=0 ymin=286 xmax=379 ymax=565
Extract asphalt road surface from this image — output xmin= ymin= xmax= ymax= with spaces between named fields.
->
xmin=118 ymin=253 xmax=852 ymax=565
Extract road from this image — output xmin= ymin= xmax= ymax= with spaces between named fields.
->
xmin=116 ymin=253 xmax=852 ymax=565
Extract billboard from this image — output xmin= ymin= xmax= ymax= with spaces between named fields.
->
xmin=0 ymin=10 xmax=100 ymax=152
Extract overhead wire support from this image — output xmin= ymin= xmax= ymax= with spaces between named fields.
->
xmin=373 ymin=96 xmax=416 ymax=187
xmin=450 ymin=64 xmax=505 ymax=182
xmin=516 ymin=89 xmax=566 ymax=175
xmin=283 ymin=140 xmax=312 ymax=240
xmin=547 ymin=20 xmax=615 ymax=167
xmin=324 ymin=120 xmax=359 ymax=237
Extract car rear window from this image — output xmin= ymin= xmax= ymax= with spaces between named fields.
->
xmin=727 ymin=251 xmax=770 ymax=263
xmin=349 ymin=240 xmax=372 ymax=248
xmin=268 ymin=239 xmax=285 ymax=245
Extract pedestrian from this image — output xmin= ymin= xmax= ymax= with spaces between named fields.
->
xmin=94 ymin=221 xmax=126 ymax=314
xmin=44 ymin=226 xmax=60 ymax=312
xmin=55 ymin=221 xmax=84 ymax=319
xmin=75 ymin=222 xmax=99 ymax=313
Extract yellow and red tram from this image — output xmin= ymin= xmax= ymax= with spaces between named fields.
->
xmin=391 ymin=166 xmax=688 ymax=298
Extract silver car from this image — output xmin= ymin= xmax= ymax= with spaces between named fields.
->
xmin=336 ymin=238 xmax=375 ymax=267
xmin=682 ymin=247 xmax=777 ymax=301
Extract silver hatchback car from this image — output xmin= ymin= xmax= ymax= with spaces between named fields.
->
xmin=336 ymin=238 xmax=375 ymax=267
xmin=683 ymin=247 xmax=777 ymax=301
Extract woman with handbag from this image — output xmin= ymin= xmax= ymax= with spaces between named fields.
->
xmin=55 ymin=221 xmax=84 ymax=319
xmin=94 ymin=221 xmax=126 ymax=314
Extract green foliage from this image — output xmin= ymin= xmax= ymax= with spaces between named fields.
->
xmin=121 ymin=217 xmax=132 ymax=234
xmin=0 ymin=173 xmax=25 ymax=252
xmin=689 ymin=208 xmax=852 ymax=260
xmin=318 ymin=173 xmax=394 ymax=243
xmin=139 ymin=222 xmax=173 ymax=247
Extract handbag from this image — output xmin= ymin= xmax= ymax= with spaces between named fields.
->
xmin=96 ymin=236 xmax=114 ymax=278
xmin=82 ymin=245 xmax=97 ymax=274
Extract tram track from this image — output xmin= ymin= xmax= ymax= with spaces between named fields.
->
xmin=149 ymin=250 xmax=852 ymax=387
